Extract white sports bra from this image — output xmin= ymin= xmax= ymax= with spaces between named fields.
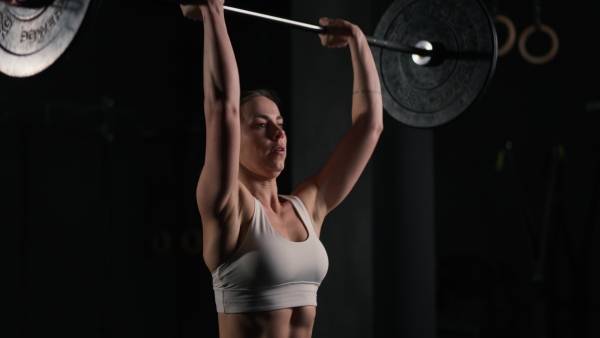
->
xmin=212 ymin=195 xmax=329 ymax=313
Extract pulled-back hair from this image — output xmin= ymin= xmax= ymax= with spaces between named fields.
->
xmin=240 ymin=89 xmax=281 ymax=108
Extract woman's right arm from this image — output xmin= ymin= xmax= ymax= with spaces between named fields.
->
xmin=182 ymin=2 xmax=241 ymax=267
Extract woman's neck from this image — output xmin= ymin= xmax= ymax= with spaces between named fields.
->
xmin=239 ymin=170 xmax=282 ymax=211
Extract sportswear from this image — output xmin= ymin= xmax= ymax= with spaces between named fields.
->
xmin=212 ymin=195 xmax=329 ymax=313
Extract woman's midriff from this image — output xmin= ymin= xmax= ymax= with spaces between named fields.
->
xmin=217 ymin=306 xmax=316 ymax=338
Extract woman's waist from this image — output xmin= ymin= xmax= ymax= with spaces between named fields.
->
xmin=218 ymin=306 xmax=316 ymax=338
xmin=214 ymin=282 xmax=320 ymax=313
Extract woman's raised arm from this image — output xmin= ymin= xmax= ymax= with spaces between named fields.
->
xmin=181 ymin=2 xmax=242 ymax=270
xmin=181 ymin=2 xmax=241 ymax=216
xmin=295 ymin=18 xmax=384 ymax=227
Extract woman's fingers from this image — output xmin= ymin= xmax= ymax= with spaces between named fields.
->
xmin=180 ymin=4 xmax=204 ymax=21
xmin=318 ymin=17 xmax=354 ymax=48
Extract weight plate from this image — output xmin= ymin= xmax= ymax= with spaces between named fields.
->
xmin=0 ymin=0 xmax=91 ymax=77
xmin=373 ymin=0 xmax=497 ymax=127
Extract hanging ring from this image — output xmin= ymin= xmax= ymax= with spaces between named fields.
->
xmin=151 ymin=228 xmax=172 ymax=255
xmin=518 ymin=24 xmax=559 ymax=64
xmin=495 ymin=14 xmax=516 ymax=56
xmin=181 ymin=227 xmax=203 ymax=256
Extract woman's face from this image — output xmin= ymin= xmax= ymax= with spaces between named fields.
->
xmin=239 ymin=96 xmax=287 ymax=179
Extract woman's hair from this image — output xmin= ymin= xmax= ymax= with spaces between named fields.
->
xmin=240 ymin=89 xmax=281 ymax=108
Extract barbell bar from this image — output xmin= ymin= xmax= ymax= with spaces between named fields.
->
xmin=223 ymin=5 xmax=434 ymax=57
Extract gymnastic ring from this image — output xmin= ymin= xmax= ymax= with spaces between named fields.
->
xmin=181 ymin=227 xmax=203 ymax=256
xmin=518 ymin=24 xmax=560 ymax=65
xmin=151 ymin=228 xmax=172 ymax=255
xmin=494 ymin=14 xmax=516 ymax=56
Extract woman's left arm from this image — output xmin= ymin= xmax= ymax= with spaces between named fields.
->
xmin=294 ymin=18 xmax=383 ymax=226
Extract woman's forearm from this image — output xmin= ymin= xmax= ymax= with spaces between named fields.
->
xmin=201 ymin=2 xmax=240 ymax=110
xmin=348 ymin=29 xmax=383 ymax=129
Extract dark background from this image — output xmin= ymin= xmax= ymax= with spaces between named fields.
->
xmin=1 ymin=0 xmax=598 ymax=337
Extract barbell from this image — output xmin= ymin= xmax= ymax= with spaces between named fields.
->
xmin=0 ymin=0 xmax=497 ymax=127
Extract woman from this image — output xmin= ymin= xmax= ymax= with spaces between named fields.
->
xmin=181 ymin=1 xmax=383 ymax=337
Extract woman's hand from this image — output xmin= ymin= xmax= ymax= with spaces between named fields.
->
xmin=318 ymin=18 xmax=360 ymax=48
xmin=180 ymin=4 xmax=204 ymax=21
xmin=180 ymin=1 xmax=224 ymax=21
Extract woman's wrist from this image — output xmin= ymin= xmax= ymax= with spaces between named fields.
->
xmin=201 ymin=0 xmax=225 ymax=19
xmin=348 ymin=25 xmax=366 ymax=47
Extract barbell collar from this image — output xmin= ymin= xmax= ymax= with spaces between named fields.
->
xmin=366 ymin=37 xmax=434 ymax=56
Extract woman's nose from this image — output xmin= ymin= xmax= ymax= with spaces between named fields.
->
xmin=272 ymin=126 xmax=285 ymax=140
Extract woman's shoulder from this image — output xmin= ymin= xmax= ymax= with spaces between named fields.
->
xmin=291 ymin=178 xmax=317 ymax=207
xmin=290 ymin=178 xmax=328 ymax=227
